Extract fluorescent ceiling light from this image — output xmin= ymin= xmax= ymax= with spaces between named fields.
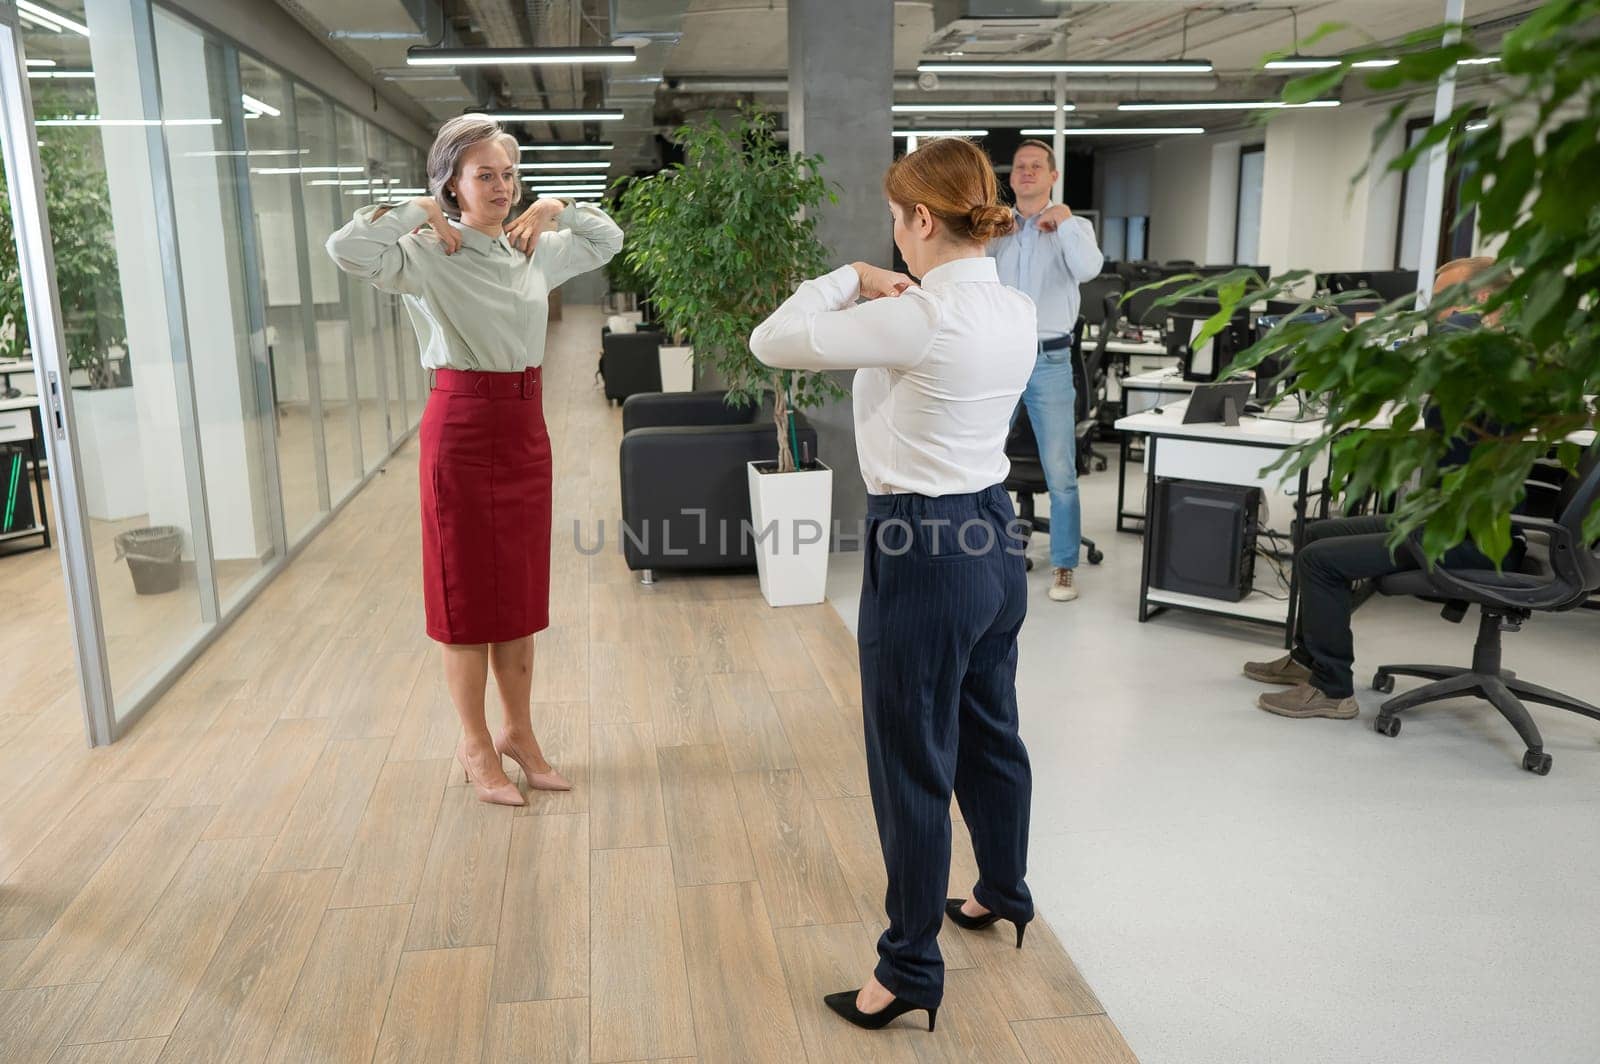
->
xmin=409 ymin=46 xmax=635 ymax=67
xmin=27 ymin=70 xmax=93 ymax=79
xmin=18 ymin=11 xmax=61 ymax=32
xmin=25 ymin=59 xmax=57 ymax=67
xmin=310 ymin=178 xmax=400 ymax=187
xmin=520 ymin=142 xmax=614 ymax=152
xmin=1264 ymin=56 xmax=1398 ymax=70
xmin=526 ymin=180 xmax=610 ymax=188
xmin=251 ymin=165 xmax=365 ymax=175
xmin=19 ymin=1 xmax=89 ymax=36
xmin=241 ymin=93 xmax=281 ymax=118
xmin=892 ymin=103 xmax=1074 ymax=114
xmin=1458 ymin=55 xmax=1500 ymax=66
xmin=518 ymin=161 xmax=611 ymax=170
xmin=345 ymin=187 xmax=427 ymax=196
xmin=1021 ymin=126 xmax=1206 ymax=136
xmin=18 ymin=0 xmax=89 ymax=36
xmin=918 ymin=59 xmax=1212 ymax=75
xmin=186 ymin=148 xmax=310 ymax=158
xmin=478 ymin=110 xmax=625 ymax=122
xmin=892 ymin=129 xmax=988 ymax=137
xmin=37 ymin=116 xmax=221 ymax=127
xmin=1465 ymin=120 xmax=1489 ymax=131
xmin=1118 ymin=99 xmax=1340 ymax=112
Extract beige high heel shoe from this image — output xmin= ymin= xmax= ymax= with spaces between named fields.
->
xmin=457 ymin=741 xmax=526 ymax=806
xmin=494 ymin=731 xmax=572 ymax=792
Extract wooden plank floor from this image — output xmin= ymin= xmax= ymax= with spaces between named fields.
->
xmin=0 ymin=305 xmax=1137 ymax=1064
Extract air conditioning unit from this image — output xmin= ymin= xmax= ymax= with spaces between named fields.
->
xmin=925 ymin=0 xmax=1069 ymax=57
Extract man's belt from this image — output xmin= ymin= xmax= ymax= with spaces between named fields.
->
xmin=1040 ymin=334 xmax=1074 ymax=352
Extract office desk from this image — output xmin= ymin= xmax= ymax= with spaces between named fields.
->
xmin=0 ymin=358 xmax=34 ymax=394
xmin=1090 ymin=331 xmax=1178 ymax=410
xmin=1114 ymin=370 xmax=1249 ymax=531
xmin=0 ymin=395 xmax=50 ymax=554
xmin=1115 ymin=399 xmax=1333 ymax=644
xmin=1115 ymin=369 xmax=1197 ymax=532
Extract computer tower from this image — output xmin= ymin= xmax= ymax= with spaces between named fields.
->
xmin=1150 ymin=479 xmax=1260 ymax=601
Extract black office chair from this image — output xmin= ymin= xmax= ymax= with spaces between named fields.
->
xmin=1079 ymin=273 xmax=1125 ymax=382
xmin=1074 ymin=317 xmax=1111 ymax=476
xmin=1004 ymin=317 xmax=1104 ymax=571
xmin=1369 ymin=451 xmax=1600 ymax=775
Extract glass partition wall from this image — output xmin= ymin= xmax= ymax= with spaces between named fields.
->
xmin=0 ymin=0 xmax=429 ymax=743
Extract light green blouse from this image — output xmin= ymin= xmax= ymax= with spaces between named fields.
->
xmin=325 ymin=199 xmax=623 ymax=373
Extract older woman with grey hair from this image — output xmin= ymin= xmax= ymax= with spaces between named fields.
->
xmin=328 ymin=114 xmax=622 ymax=806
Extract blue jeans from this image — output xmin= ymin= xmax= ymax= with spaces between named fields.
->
xmin=1016 ymin=345 xmax=1080 ymax=570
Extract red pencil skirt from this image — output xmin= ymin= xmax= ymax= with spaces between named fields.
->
xmin=418 ymin=366 xmax=553 ymax=645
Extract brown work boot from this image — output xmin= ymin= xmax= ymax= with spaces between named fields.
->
xmin=1243 ymin=653 xmax=1312 ymax=686
xmin=1257 ymin=683 xmax=1358 ymax=720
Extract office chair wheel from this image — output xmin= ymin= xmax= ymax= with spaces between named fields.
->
xmin=1371 ymin=671 xmax=1394 ymax=694
xmin=1522 ymin=750 xmax=1552 ymax=776
xmin=1086 ymin=548 xmax=1104 ymax=565
xmin=1374 ymin=715 xmax=1401 ymax=738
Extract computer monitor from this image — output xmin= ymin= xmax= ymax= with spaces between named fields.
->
xmin=1124 ymin=275 xmax=1191 ymax=328
xmin=1366 ymin=269 xmax=1420 ymax=302
xmin=1079 ymin=274 xmax=1124 ymax=327
xmin=1166 ymin=309 xmax=1250 ymax=383
xmin=1334 ymin=299 xmax=1384 ymax=324
xmin=1252 ymin=310 xmax=1334 ymax=400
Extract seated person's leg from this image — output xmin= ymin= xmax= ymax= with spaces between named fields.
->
xmin=1244 ymin=513 xmax=1393 ymax=686
xmin=1257 ymin=529 xmax=1418 ymax=719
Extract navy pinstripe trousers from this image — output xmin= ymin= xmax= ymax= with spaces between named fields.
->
xmin=858 ymin=484 xmax=1034 ymax=1009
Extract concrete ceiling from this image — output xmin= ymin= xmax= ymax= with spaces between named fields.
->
xmin=273 ymin=0 xmax=1542 ymax=174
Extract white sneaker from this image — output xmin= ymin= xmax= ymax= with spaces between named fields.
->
xmin=1048 ymin=567 xmax=1078 ymax=602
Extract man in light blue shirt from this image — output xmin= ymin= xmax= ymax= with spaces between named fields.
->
xmin=989 ymin=139 xmax=1105 ymax=602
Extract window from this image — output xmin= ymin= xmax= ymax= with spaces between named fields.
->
xmin=1395 ymin=111 xmax=1485 ymax=270
xmin=1234 ymin=144 xmax=1264 ymax=264
xmin=1103 ymin=216 xmax=1126 ymax=261
xmin=1394 ymin=117 xmax=1430 ymax=269
xmin=1126 ymin=216 xmax=1148 ymax=260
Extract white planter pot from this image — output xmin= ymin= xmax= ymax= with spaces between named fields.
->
xmin=659 ymin=344 xmax=694 ymax=393
xmin=747 ymin=459 xmax=832 ymax=608
xmin=74 ymin=386 xmax=147 ymax=521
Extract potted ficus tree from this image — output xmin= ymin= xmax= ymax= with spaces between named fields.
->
xmin=616 ymin=106 xmax=844 ymax=606
xmin=1150 ymin=0 xmax=1600 ymax=563
xmin=0 ymin=98 xmax=136 ymax=521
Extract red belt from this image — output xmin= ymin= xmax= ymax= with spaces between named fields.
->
xmin=431 ymin=366 xmax=541 ymax=399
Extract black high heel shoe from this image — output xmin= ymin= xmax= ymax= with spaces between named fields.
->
xmin=823 ymin=989 xmax=937 ymax=1032
xmin=944 ymin=898 xmax=1029 ymax=948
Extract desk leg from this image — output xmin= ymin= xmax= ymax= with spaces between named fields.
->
xmin=1137 ymin=434 xmax=1158 ymax=622
xmin=1283 ymin=464 xmax=1309 ymax=650
xmin=1117 ymin=430 xmax=1130 ymax=533
xmin=30 ymin=405 xmax=49 ymax=549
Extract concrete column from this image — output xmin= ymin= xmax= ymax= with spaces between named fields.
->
xmin=787 ymin=0 xmax=894 ymax=536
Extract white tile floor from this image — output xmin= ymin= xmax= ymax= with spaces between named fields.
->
xmin=825 ymin=468 xmax=1600 ymax=1064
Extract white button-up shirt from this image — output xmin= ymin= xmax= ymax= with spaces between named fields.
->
xmin=988 ymin=206 xmax=1104 ymax=337
xmin=749 ymin=257 xmax=1036 ymax=497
